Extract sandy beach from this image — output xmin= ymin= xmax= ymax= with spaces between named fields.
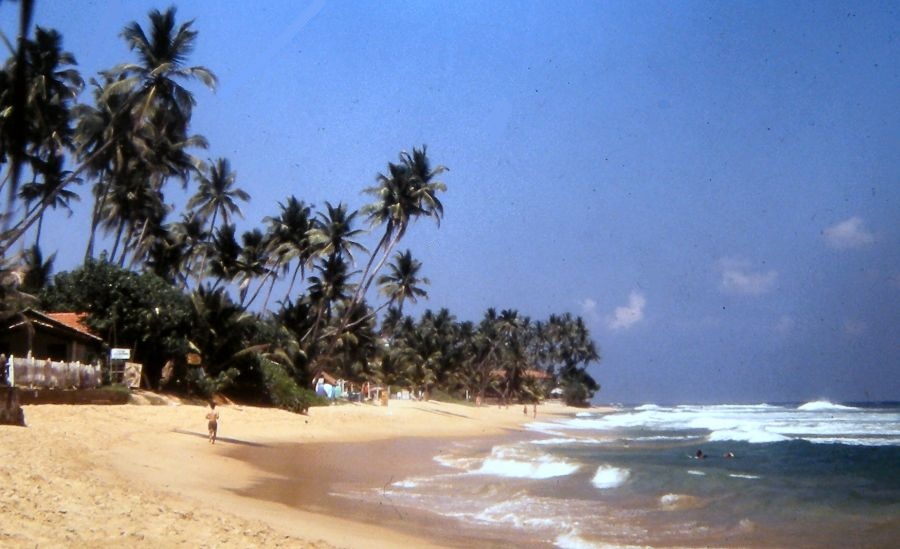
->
xmin=1 ymin=394 xmax=592 ymax=548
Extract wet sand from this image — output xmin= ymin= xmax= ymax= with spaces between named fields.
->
xmin=228 ymin=436 xmax=549 ymax=548
xmin=1 ymin=394 xmax=588 ymax=548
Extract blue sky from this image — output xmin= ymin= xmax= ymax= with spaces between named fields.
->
xmin=4 ymin=1 xmax=899 ymax=403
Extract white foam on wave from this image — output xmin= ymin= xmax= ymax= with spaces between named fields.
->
xmin=687 ymin=470 xmax=706 ymax=476
xmin=528 ymin=401 xmax=898 ymax=447
xmin=629 ymin=434 xmax=704 ymax=442
xmin=434 ymin=453 xmax=482 ymax=471
xmin=659 ymin=493 xmax=682 ymax=506
xmin=472 ymin=445 xmax=581 ymax=479
xmin=708 ymin=426 xmax=790 ymax=443
xmin=729 ymin=473 xmax=761 ymax=480
xmin=806 ymin=436 xmax=900 ymax=446
xmin=525 ymin=421 xmax=570 ymax=437
xmin=798 ymin=400 xmax=860 ymax=412
xmin=531 ymin=437 xmax=582 ymax=446
xmin=591 ymin=465 xmax=630 ymax=489
xmin=555 ymin=530 xmax=599 ymax=549
xmin=465 ymin=495 xmax=575 ymax=532
xmin=659 ymin=493 xmax=706 ymax=510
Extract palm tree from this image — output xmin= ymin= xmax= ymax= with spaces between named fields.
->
xmin=188 ymin=285 xmax=255 ymax=382
xmin=235 ymin=228 xmax=270 ymax=308
xmin=355 ymin=146 xmax=447 ymax=302
xmin=187 ymin=157 xmax=249 ymax=276
xmin=170 ymin=211 xmax=208 ymax=286
xmin=21 ymin=243 xmax=54 ymax=295
xmin=0 ymin=0 xmax=36 ymax=214
xmin=1 ymin=25 xmax=82 ymax=251
xmin=17 ymin=153 xmax=80 ymax=247
xmin=307 ymin=201 xmax=366 ymax=263
xmin=376 ymin=249 xmax=429 ymax=315
xmin=305 ymin=253 xmax=357 ymax=346
xmin=263 ymin=196 xmax=315 ymax=305
xmin=105 ymin=7 xmax=216 ymax=145
xmin=20 ymin=27 xmax=83 ymax=153
xmin=144 ymin=224 xmax=190 ymax=286
xmin=328 ymin=147 xmax=446 ymax=356
xmin=543 ymin=313 xmax=600 ymax=406
xmin=207 ymin=223 xmax=242 ymax=289
xmin=75 ymin=76 xmax=138 ymax=262
xmin=78 ymin=6 xmax=215 ymax=263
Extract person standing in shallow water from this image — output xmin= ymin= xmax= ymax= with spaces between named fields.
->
xmin=206 ymin=402 xmax=219 ymax=444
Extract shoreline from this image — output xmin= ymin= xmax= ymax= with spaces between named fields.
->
xmin=1 ymin=396 xmax=597 ymax=547
xmin=227 ymin=434 xmax=548 ymax=548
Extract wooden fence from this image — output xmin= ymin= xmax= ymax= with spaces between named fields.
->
xmin=4 ymin=355 xmax=101 ymax=390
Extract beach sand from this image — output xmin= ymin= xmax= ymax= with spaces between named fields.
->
xmin=1 ymin=394 xmax=592 ymax=548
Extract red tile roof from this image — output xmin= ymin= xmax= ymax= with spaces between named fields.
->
xmin=46 ymin=312 xmax=96 ymax=337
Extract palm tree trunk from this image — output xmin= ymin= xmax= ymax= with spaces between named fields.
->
xmin=197 ymin=209 xmax=218 ymax=282
xmin=33 ymin=216 xmax=43 ymax=249
xmin=3 ymin=141 xmax=113 ymax=255
xmin=127 ymin=217 xmax=152 ymax=269
xmin=84 ymin=179 xmax=109 ymax=262
xmin=283 ymin=262 xmax=304 ymax=302
xmin=109 ymin=217 xmax=126 ymax=264
xmin=327 ymin=228 xmax=401 ymax=356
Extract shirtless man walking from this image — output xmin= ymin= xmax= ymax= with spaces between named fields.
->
xmin=206 ymin=402 xmax=219 ymax=444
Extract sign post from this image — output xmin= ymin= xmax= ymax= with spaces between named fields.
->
xmin=109 ymin=348 xmax=131 ymax=384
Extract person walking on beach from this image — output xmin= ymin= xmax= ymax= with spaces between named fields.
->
xmin=206 ymin=402 xmax=219 ymax=444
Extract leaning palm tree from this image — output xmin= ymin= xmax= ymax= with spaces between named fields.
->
xmin=328 ymin=147 xmax=446 ymax=355
xmin=356 ymin=146 xmax=446 ymax=300
xmin=78 ymin=6 xmax=215 ymax=263
xmin=17 ymin=153 xmax=80 ymax=248
xmin=1 ymin=25 xmax=82 ymax=252
xmin=376 ymin=249 xmax=429 ymax=315
xmin=187 ymin=157 xmax=249 ymax=276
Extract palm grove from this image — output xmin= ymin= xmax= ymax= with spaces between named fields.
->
xmin=0 ymin=5 xmax=600 ymax=408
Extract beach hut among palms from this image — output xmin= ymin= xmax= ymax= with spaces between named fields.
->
xmin=1 ymin=309 xmax=103 ymax=363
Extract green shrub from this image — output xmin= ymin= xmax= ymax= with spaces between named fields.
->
xmin=428 ymin=387 xmax=471 ymax=405
xmin=259 ymin=358 xmax=327 ymax=414
xmin=185 ymin=367 xmax=240 ymax=399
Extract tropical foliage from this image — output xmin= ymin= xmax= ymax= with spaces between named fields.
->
xmin=1 ymin=4 xmax=602 ymax=408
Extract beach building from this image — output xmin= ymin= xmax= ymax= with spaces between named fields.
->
xmin=0 ymin=309 xmax=103 ymax=363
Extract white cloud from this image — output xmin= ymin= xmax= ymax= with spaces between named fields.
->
xmin=823 ymin=216 xmax=874 ymax=249
xmin=607 ymin=291 xmax=646 ymax=330
xmin=580 ymin=298 xmax=599 ymax=321
xmin=717 ymin=257 xmax=778 ymax=296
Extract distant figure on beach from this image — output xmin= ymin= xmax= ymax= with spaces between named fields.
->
xmin=206 ymin=402 xmax=219 ymax=444
xmin=533 ymin=403 xmax=537 ymax=418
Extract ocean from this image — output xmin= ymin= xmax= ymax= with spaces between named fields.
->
xmin=343 ymin=401 xmax=900 ymax=548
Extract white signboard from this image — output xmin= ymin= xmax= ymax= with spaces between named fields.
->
xmin=110 ymin=348 xmax=131 ymax=360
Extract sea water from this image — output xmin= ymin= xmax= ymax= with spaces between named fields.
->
xmin=347 ymin=401 xmax=900 ymax=547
